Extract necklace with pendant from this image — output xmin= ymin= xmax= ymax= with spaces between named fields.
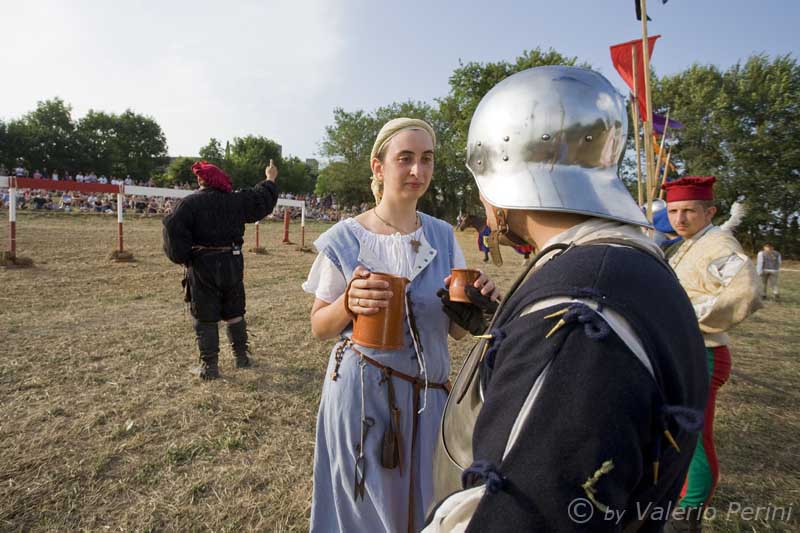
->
xmin=373 ymin=208 xmax=422 ymax=252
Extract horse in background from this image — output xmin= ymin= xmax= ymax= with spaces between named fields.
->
xmin=456 ymin=213 xmax=533 ymax=263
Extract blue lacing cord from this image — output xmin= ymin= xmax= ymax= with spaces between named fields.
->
xmin=462 ymin=460 xmax=506 ymax=494
xmin=483 ymin=328 xmax=507 ymax=371
xmin=573 ymin=287 xmax=607 ymax=312
xmin=563 ymin=303 xmax=611 ymax=340
xmin=663 ymin=404 xmax=705 ymax=433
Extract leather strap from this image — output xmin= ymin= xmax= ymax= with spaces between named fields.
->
xmin=191 ymin=245 xmax=233 ymax=251
xmin=345 ymin=340 xmax=449 ymax=391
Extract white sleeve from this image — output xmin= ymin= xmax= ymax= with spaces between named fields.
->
xmin=302 ymin=253 xmax=347 ymax=303
xmin=756 ymin=252 xmax=763 ymax=274
xmin=708 ymin=253 xmax=746 ymax=287
xmin=452 ymin=238 xmax=467 ymax=269
xmin=694 ymin=252 xmax=748 ymax=322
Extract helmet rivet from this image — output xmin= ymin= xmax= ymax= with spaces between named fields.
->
xmin=503 ymin=135 xmax=510 ymax=142
xmin=585 ymin=135 xmax=593 ymax=142
xmin=541 ymin=133 xmax=551 ymax=141
xmin=477 ymin=160 xmax=482 ymax=165
xmin=502 ymin=155 xmax=509 ymax=161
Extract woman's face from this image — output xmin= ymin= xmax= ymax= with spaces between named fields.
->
xmin=372 ymin=128 xmax=434 ymax=203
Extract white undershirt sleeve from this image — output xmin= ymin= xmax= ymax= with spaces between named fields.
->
xmin=302 ymin=253 xmax=347 ymax=303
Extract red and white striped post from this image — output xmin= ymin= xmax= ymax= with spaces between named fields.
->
xmin=300 ymin=205 xmax=306 ymax=250
xmin=282 ymin=209 xmax=292 ymax=244
xmin=117 ymin=187 xmax=125 ymax=253
xmin=8 ymin=178 xmax=17 ymax=258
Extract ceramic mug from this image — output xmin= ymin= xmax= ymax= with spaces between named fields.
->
xmin=449 ymin=268 xmax=481 ymax=303
xmin=348 ymin=272 xmax=409 ymax=350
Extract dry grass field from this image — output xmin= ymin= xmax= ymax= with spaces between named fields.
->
xmin=1 ymin=210 xmax=798 ymax=532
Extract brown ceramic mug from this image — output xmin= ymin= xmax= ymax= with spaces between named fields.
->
xmin=348 ymin=272 xmax=409 ymax=350
xmin=449 ymin=268 xmax=481 ymax=303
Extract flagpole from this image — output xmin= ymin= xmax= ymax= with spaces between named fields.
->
xmin=630 ymin=45 xmax=644 ymax=207
xmin=658 ymin=146 xmax=673 ymax=199
xmin=652 ymin=109 xmax=670 ymax=198
xmin=630 ymin=98 xmax=644 ymax=207
xmin=639 ymin=0 xmax=656 ymax=221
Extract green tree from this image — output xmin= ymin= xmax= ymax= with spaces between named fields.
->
xmin=6 ymin=98 xmax=77 ymax=173
xmin=162 ymin=157 xmax=197 ymax=186
xmin=226 ymin=135 xmax=282 ymax=188
xmin=315 ymin=161 xmax=370 ymax=207
xmin=0 ymin=120 xmax=10 ymax=171
xmin=113 ymin=110 xmax=168 ymax=179
xmin=653 ymin=54 xmax=800 ymax=254
xmin=74 ymin=108 xmax=167 ymax=179
xmin=280 ymin=156 xmax=317 ymax=194
xmin=199 ymin=138 xmax=225 ymax=166
xmin=74 ymin=110 xmax=118 ymax=175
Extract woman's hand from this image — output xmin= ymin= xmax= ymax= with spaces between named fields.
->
xmin=346 ymin=266 xmax=393 ymax=316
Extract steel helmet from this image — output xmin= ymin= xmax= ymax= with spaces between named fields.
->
xmin=467 ymin=65 xmax=649 ymax=226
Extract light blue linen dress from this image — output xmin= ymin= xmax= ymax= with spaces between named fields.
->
xmin=306 ymin=213 xmax=463 ymax=532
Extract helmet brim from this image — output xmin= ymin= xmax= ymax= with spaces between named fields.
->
xmin=470 ymin=161 xmax=652 ymax=228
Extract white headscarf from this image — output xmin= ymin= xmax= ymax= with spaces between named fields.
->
xmin=370 ymin=118 xmax=436 ymax=204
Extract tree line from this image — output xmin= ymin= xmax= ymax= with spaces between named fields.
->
xmin=0 ymin=98 xmax=167 ymax=181
xmin=317 ymin=50 xmax=799 ymax=256
xmin=0 ymin=99 xmax=317 ymax=193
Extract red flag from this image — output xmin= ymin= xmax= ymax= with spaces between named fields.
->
xmin=610 ymin=35 xmax=660 ymax=122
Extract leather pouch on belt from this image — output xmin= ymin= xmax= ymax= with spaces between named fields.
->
xmin=381 ymin=407 xmax=403 ymax=473
xmin=380 ymin=370 xmax=403 ymax=473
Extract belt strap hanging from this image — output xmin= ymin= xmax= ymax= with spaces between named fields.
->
xmin=380 ymin=368 xmax=403 ymax=474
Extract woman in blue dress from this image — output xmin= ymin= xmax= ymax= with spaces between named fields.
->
xmin=303 ymin=118 xmax=499 ymax=532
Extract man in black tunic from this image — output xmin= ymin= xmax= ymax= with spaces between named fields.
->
xmin=163 ymin=160 xmax=278 ymax=380
xmin=428 ymin=67 xmax=708 ymax=532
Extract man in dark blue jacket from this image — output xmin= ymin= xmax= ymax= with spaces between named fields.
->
xmin=429 ymin=67 xmax=708 ymax=532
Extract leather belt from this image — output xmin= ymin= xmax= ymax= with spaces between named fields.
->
xmin=192 ymin=245 xmax=234 ymax=252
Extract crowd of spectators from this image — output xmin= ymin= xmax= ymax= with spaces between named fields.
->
xmin=1 ymin=165 xmax=364 ymax=223
xmin=268 ymin=192 xmax=365 ymax=222
xmin=0 ymin=188 xmax=180 ymax=216
xmin=0 ymin=164 xmax=196 ymax=215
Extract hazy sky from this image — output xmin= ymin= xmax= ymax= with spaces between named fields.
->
xmin=3 ymin=0 xmax=798 ymax=160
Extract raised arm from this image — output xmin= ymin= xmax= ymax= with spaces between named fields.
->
xmin=239 ymin=160 xmax=280 ymax=223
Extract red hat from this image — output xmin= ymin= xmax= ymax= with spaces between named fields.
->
xmin=191 ymin=161 xmax=232 ymax=193
xmin=662 ymin=176 xmax=716 ymax=203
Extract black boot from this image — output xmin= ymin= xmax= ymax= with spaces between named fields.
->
xmin=226 ymin=319 xmax=251 ymax=369
xmin=193 ymin=320 xmax=220 ymax=380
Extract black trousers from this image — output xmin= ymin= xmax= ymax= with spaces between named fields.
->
xmin=188 ymin=251 xmax=246 ymax=322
